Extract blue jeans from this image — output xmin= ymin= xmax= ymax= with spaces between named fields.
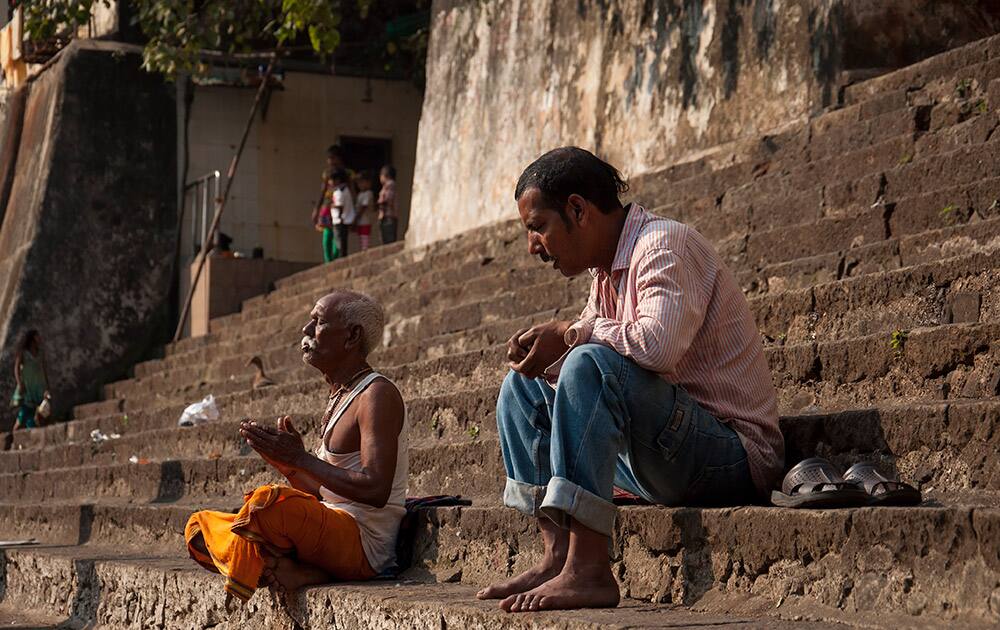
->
xmin=497 ymin=343 xmax=757 ymax=536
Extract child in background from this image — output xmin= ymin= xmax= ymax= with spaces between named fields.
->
xmin=377 ymin=165 xmax=398 ymax=244
xmin=312 ymin=151 xmax=338 ymax=262
xmin=330 ymin=168 xmax=355 ymax=258
xmin=354 ymin=171 xmax=375 ymax=251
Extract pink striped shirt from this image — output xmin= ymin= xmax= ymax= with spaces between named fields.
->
xmin=562 ymin=204 xmax=784 ymax=495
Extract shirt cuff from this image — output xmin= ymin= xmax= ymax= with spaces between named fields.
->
xmin=564 ymin=319 xmax=594 ymax=347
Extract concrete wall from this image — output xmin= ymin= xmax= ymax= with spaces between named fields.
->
xmin=183 ymin=72 xmax=423 ymax=265
xmin=188 ymin=256 xmax=312 ymax=337
xmin=0 ymin=86 xmax=25 ymax=228
xmin=0 ymin=40 xmax=176 ymax=427
xmin=409 ymin=0 xmax=1000 ymax=247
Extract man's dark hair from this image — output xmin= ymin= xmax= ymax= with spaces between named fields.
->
xmin=330 ymin=168 xmax=349 ymax=183
xmin=327 ymin=144 xmax=344 ymax=159
xmin=381 ymin=164 xmax=396 ymax=179
xmin=514 ymin=147 xmax=629 ymax=219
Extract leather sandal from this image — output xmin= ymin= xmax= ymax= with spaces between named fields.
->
xmin=771 ymin=457 xmax=869 ymax=508
xmin=843 ymin=462 xmax=922 ymax=506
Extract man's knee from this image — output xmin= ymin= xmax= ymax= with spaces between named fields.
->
xmin=497 ymin=369 xmax=530 ymax=431
xmin=560 ymin=343 xmax=620 ymax=379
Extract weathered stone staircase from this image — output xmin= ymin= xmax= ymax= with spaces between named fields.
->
xmin=3 ymin=35 xmax=1000 ymax=629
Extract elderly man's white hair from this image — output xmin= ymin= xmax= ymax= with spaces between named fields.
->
xmin=331 ymin=290 xmax=385 ymax=357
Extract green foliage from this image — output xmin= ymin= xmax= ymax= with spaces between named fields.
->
xmin=21 ymin=0 xmax=109 ymax=41
xmin=897 ymin=153 xmax=912 ymax=166
xmin=939 ymin=203 xmax=958 ymax=217
xmin=889 ymin=329 xmax=908 ymax=355
xmin=133 ymin=0 xmax=342 ymax=76
xmin=466 ymin=424 xmax=480 ymax=440
xmin=956 ymin=78 xmax=973 ymax=98
xmin=976 ymin=99 xmax=989 ymax=114
xmin=21 ymin=0 xmax=344 ymax=76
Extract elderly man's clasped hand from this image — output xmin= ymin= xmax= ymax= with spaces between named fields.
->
xmin=240 ymin=416 xmax=307 ymax=473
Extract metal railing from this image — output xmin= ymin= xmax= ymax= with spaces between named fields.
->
xmin=184 ymin=171 xmax=221 ymax=255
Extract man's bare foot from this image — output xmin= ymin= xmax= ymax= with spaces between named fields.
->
xmin=476 ymin=561 xmax=563 ymax=600
xmin=260 ymin=555 xmax=280 ymax=595
xmin=500 ymin=564 xmax=620 ymax=613
xmin=269 ymin=555 xmax=331 ymax=599
xmin=478 ymin=517 xmax=569 ymax=600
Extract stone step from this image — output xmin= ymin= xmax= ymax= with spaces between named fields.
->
xmin=98 ymin=278 xmax=588 ymax=403
xmin=99 ymin=238 xmax=1000 ymax=408
xmin=63 ymin=315 xmax=1000 ymax=460
xmin=412 ymin=503 xmax=1000 ymax=625
xmin=0 ymin=544 xmax=857 ymax=630
xmin=233 ymin=222 xmax=523 ymax=321
xmin=842 ymin=34 xmax=999 ymax=105
xmin=158 ymin=168 xmax=1000 ymax=390
xmin=645 ymin=111 xmax=997 ymax=271
xmin=0 ymin=434 xmax=506 ymax=504
xmin=384 ymin=322 xmax=1000 ymax=410
xmin=274 ymin=240 xmax=406 ymax=287
xmin=3 ymin=502 xmax=999 ymax=627
xmin=638 ymin=31 xmax=998 ymax=198
xmin=7 ymin=395 xmax=1000 ymax=503
xmin=155 ymin=256 xmax=561 ymax=378
xmin=639 ymin=34 xmax=1000 ymax=210
xmin=119 ymin=223 xmax=1000 ymax=400
xmin=2 ymin=382 xmax=503 ymax=471
xmin=137 ymin=160 xmax=1000 ymax=392
xmin=238 ymin=252 xmax=549 ymax=333
xmin=753 ymin=247 xmax=1000 ymax=344
xmin=739 ymin=213 xmax=1000 ymax=296
xmin=169 ymin=113 xmax=1000 ymax=362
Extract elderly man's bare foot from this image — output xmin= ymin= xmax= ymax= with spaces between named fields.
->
xmin=476 ymin=561 xmax=563 ymax=600
xmin=270 ymin=555 xmax=331 ymax=596
xmin=499 ymin=565 xmax=620 ymax=613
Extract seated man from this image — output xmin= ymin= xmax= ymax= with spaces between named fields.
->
xmin=185 ymin=290 xmax=407 ymax=604
xmin=478 ymin=147 xmax=784 ymax=612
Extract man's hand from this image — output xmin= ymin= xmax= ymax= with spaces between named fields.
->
xmin=507 ymin=320 xmax=572 ymax=379
xmin=240 ymin=416 xmax=308 ymax=474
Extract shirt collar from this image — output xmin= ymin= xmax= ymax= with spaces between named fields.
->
xmin=590 ymin=202 xmax=648 ymax=278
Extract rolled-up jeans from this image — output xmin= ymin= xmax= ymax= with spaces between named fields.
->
xmin=497 ymin=343 xmax=757 ymax=537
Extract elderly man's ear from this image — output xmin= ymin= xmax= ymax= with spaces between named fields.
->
xmin=346 ymin=325 xmax=364 ymax=350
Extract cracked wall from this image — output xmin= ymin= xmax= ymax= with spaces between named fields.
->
xmin=408 ymin=0 xmax=1000 ymax=248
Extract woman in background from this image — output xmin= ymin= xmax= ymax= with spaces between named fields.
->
xmin=11 ymin=329 xmax=50 ymax=430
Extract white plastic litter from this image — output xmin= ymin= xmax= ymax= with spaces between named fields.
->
xmin=89 ymin=429 xmax=121 ymax=444
xmin=178 ymin=394 xmax=220 ymax=427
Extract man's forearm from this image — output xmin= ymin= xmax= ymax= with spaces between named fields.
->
xmin=292 ymin=452 xmax=389 ymax=507
xmin=283 ymin=467 xmax=323 ymax=497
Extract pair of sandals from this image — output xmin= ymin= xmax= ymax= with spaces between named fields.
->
xmin=771 ymin=458 xmax=922 ymax=508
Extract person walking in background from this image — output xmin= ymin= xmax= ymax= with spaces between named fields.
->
xmin=313 ymin=149 xmax=338 ymax=262
xmin=354 ymin=171 xmax=375 ymax=252
xmin=331 ymin=169 xmax=355 ymax=258
xmin=377 ymin=165 xmax=398 ymax=245
xmin=11 ymin=329 xmax=50 ymax=431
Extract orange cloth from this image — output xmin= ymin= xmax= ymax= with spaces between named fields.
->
xmin=185 ymin=484 xmax=375 ymax=602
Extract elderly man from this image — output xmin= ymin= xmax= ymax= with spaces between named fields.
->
xmin=185 ymin=290 xmax=407 ymax=604
xmin=477 ymin=147 xmax=784 ymax=612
